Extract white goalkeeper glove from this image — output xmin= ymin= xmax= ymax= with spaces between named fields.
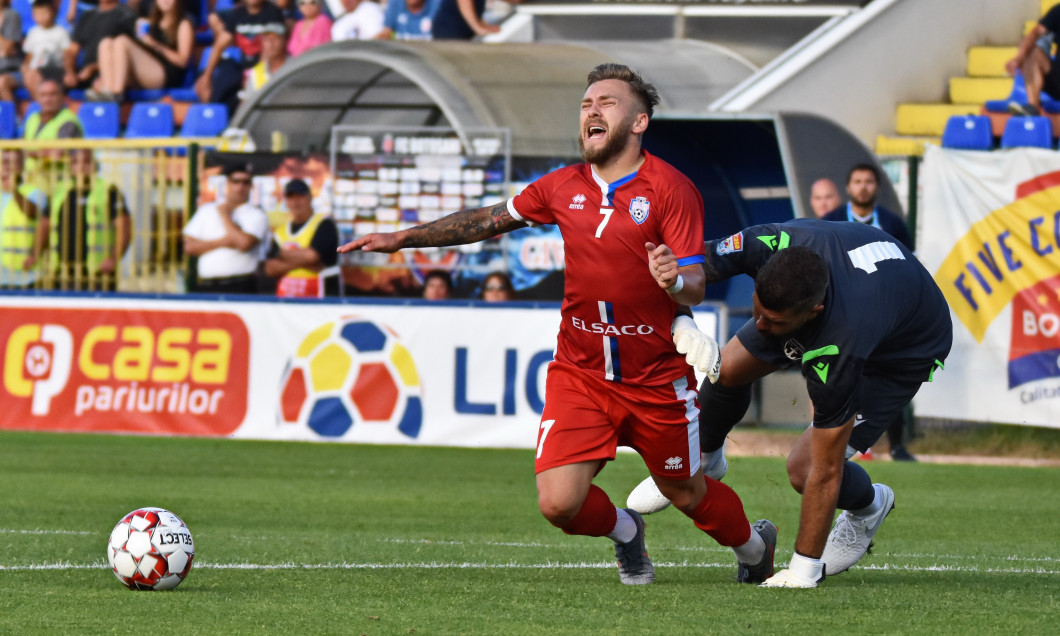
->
xmin=672 ymin=315 xmax=720 ymax=383
xmin=760 ymin=553 xmax=825 ymax=589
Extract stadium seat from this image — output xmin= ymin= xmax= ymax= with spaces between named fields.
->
xmin=985 ymin=72 xmax=1060 ymax=114
xmin=79 ymin=102 xmax=121 ymax=139
xmin=941 ymin=115 xmax=994 ymax=150
xmin=125 ymin=102 xmax=175 ymax=138
xmin=181 ymin=103 xmax=229 ymax=137
xmin=169 ymin=46 xmax=243 ymax=102
xmin=1000 ymin=116 xmax=1053 ymax=149
xmin=0 ymin=101 xmax=15 ymax=138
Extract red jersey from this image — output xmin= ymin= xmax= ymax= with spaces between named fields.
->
xmin=507 ymin=151 xmax=706 ymax=386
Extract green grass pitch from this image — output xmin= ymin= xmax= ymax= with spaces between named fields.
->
xmin=1 ymin=430 xmax=1057 ymax=634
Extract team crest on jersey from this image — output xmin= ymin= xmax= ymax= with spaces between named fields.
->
xmin=716 ymin=232 xmax=743 ymax=255
xmin=783 ymin=338 xmax=804 ymax=362
xmin=629 ymin=197 xmax=650 ymax=224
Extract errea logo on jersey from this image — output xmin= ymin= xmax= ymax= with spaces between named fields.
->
xmin=664 ymin=456 xmax=683 ymax=470
xmin=570 ymin=193 xmax=586 ymax=210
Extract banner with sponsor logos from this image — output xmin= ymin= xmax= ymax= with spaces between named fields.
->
xmin=0 ymin=295 xmax=722 ymax=446
xmin=916 ymin=146 xmax=1060 ymax=429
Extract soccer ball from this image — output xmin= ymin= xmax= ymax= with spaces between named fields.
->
xmin=107 ymin=508 xmax=195 ymax=591
xmin=278 ymin=316 xmax=423 ymax=439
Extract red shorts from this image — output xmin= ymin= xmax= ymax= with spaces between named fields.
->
xmin=534 ymin=362 xmax=701 ymax=479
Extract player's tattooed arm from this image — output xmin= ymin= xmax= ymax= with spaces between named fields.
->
xmin=403 ymin=202 xmax=526 ymax=248
xmin=700 ymin=248 xmax=728 ymax=286
xmin=338 ymin=202 xmax=527 ymax=253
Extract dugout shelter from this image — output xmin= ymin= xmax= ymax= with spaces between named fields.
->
xmin=233 ymin=39 xmax=898 ymax=309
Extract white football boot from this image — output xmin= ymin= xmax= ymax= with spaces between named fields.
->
xmin=820 ymin=483 xmax=895 ymax=575
xmin=626 ymin=443 xmax=729 ymax=514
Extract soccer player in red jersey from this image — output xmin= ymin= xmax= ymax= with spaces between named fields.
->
xmin=338 ymin=63 xmax=776 ymax=585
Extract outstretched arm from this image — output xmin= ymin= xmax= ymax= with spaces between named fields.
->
xmin=338 ymin=201 xmax=527 ymax=253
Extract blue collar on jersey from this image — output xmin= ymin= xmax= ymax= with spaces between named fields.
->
xmin=603 ymin=171 xmax=638 ymax=207
xmin=846 ymin=202 xmax=881 ymax=229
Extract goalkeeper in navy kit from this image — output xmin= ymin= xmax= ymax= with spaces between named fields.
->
xmin=633 ymin=218 xmax=952 ymax=587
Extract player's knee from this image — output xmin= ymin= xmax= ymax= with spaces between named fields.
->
xmin=537 ymin=494 xmax=580 ymax=527
xmin=656 ymin=478 xmax=704 ymax=512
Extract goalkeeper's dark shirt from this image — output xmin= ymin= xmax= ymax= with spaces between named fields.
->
xmin=705 ymin=219 xmax=952 ymax=429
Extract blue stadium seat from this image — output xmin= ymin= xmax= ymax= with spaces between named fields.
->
xmin=0 ymin=101 xmax=15 ymax=138
xmin=79 ymin=102 xmax=121 ymax=139
xmin=125 ymin=102 xmax=175 ymax=138
xmin=12 ymin=0 xmax=33 ymax=35
xmin=985 ymin=72 xmax=1060 ymax=114
xmin=181 ymin=103 xmax=229 ymax=137
xmin=941 ymin=115 xmax=993 ymax=150
xmin=168 ymin=46 xmax=243 ymax=102
xmin=1000 ymin=116 xmax=1053 ymax=149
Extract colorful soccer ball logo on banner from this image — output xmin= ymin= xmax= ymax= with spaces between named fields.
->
xmin=279 ymin=317 xmax=423 ymax=439
xmin=107 ymin=508 xmax=195 ymax=590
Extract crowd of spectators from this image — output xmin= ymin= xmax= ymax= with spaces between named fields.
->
xmin=0 ymin=0 xmax=518 ymax=123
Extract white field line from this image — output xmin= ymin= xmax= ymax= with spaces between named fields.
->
xmin=2 ymin=560 xmax=1058 ymax=575
xmin=0 ymin=528 xmax=96 ymax=536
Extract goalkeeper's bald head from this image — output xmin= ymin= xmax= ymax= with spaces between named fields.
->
xmin=755 ymin=246 xmax=829 ymax=314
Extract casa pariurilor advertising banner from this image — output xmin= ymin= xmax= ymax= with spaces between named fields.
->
xmin=1 ymin=295 xmax=725 ymax=446
xmin=916 ymin=146 xmax=1060 ymax=429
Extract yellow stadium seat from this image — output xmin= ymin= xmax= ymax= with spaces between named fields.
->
xmin=966 ymin=46 xmax=1018 ymax=77
xmin=874 ymin=136 xmax=941 ymax=157
xmin=949 ymin=77 xmax=1016 ymax=104
xmin=1043 ymin=0 xmax=1059 ymax=17
xmin=895 ymin=104 xmax=982 ymax=136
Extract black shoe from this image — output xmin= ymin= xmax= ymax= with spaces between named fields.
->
xmin=890 ymin=445 xmax=917 ymax=462
xmin=736 ymin=519 xmax=777 ymax=583
xmin=1008 ymin=101 xmax=1041 ymax=117
xmin=614 ymin=508 xmax=654 ymax=585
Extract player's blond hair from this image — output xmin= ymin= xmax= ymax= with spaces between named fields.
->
xmin=586 ymin=64 xmax=660 ymax=119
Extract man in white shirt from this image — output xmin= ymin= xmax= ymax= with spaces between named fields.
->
xmin=331 ymin=0 xmax=385 ymax=41
xmin=183 ymin=164 xmax=270 ymax=294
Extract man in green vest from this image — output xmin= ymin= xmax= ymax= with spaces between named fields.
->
xmin=43 ymin=148 xmax=130 ymax=290
xmin=0 ymin=149 xmax=49 ymax=288
xmin=23 ymin=79 xmax=84 ymax=188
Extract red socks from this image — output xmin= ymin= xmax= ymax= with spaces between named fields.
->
xmin=686 ymin=477 xmax=752 ymax=547
xmin=560 ymin=484 xmax=618 ymax=537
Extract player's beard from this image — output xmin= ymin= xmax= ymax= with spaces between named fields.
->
xmin=849 ymin=190 xmax=877 ymax=209
xmin=579 ymin=115 xmax=634 ymax=165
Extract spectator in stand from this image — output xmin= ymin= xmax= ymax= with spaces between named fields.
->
xmin=63 ymin=0 xmax=138 ymax=91
xmin=287 ymin=0 xmax=331 ymax=57
xmin=808 ymin=178 xmax=841 ymax=219
xmin=263 ymin=178 xmax=339 ymax=297
xmin=820 ymin=163 xmax=917 ymax=462
xmin=479 ymin=270 xmax=515 ymax=302
xmin=89 ymin=0 xmax=193 ymax=101
xmin=331 ymin=0 xmax=384 ymax=41
xmin=196 ymin=0 xmax=286 ymax=114
xmin=183 ymin=164 xmax=270 ymax=294
xmin=421 ymin=269 xmax=451 ymax=300
xmin=431 ymin=0 xmax=519 ymax=40
xmin=0 ymin=149 xmax=49 ymax=288
xmin=0 ymin=0 xmax=21 ymax=102
xmin=243 ymin=23 xmax=287 ymax=94
xmin=374 ymin=0 xmax=435 ymax=40
xmin=1006 ymin=4 xmax=1060 ymax=116
xmin=20 ymin=1 xmax=71 ymax=102
xmin=45 ymin=148 xmax=132 ymax=291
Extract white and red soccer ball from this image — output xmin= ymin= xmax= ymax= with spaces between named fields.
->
xmin=107 ymin=508 xmax=195 ymax=590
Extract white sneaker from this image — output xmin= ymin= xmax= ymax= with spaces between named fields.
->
xmin=820 ymin=483 xmax=895 ymax=575
xmin=703 ymin=443 xmax=728 ymax=481
xmin=626 ymin=476 xmax=671 ymax=514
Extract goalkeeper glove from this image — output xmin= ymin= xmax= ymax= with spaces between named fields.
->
xmin=760 ymin=553 xmax=826 ymax=588
xmin=672 ymin=315 xmax=720 ymax=383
